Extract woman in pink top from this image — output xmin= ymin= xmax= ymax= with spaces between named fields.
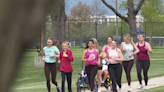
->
xmin=81 ymin=40 xmax=100 ymax=92
xmin=106 ymin=40 xmax=124 ymax=92
xmin=58 ymin=42 xmax=74 ymax=92
xmin=102 ymin=36 xmax=113 ymax=52
xmin=136 ymin=34 xmax=152 ymax=89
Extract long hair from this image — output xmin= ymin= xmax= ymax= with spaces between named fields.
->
xmin=124 ymin=34 xmax=134 ymax=44
xmin=85 ymin=39 xmax=94 ymax=49
xmin=107 ymin=36 xmax=113 ymax=40
xmin=53 ymin=40 xmax=59 ymax=46
xmin=91 ymin=38 xmax=102 ymax=49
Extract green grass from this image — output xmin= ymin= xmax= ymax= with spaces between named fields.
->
xmin=141 ymin=86 xmax=164 ymax=92
xmin=11 ymin=46 xmax=164 ymax=92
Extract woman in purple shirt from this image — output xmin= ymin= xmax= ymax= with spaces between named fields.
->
xmin=136 ymin=34 xmax=153 ymax=89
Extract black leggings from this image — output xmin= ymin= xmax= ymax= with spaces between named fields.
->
xmin=85 ymin=65 xmax=98 ymax=91
xmin=108 ymin=63 xmax=122 ymax=92
xmin=122 ymin=60 xmax=134 ymax=86
xmin=61 ymin=71 xmax=72 ymax=92
xmin=136 ymin=60 xmax=150 ymax=85
xmin=44 ymin=62 xmax=58 ymax=92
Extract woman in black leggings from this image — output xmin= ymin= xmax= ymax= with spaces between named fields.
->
xmin=107 ymin=40 xmax=124 ymax=92
xmin=42 ymin=37 xmax=61 ymax=92
xmin=81 ymin=40 xmax=100 ymax=92
xmin=136 ymin=34 xmax=152 ymax=89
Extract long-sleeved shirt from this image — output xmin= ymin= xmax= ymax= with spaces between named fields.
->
xmin=59 ymin=49 xmax=74 ymax=72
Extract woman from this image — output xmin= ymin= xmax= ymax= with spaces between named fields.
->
xmin=58 ymin=42 xmax=74 ymax=92
xmin=107 ymin=40 xmax=124 ymax=92
xmin=81 ymin=40 xmax=100 ymax=92
xmin=136 ymin=34 xmax=152 ymax=89
xmin=120 ymin=34 xmax=139 ymax=92
xmin=91 ymin=38 xmax=103 ymax=92
xmin=102 ymin=36 xmax=113 ymax=52
xmin=42 ymin=37 xmax=61 ymax=92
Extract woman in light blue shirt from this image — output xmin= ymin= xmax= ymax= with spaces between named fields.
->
xmin=120 ymin=34 xmax=139 ymax=92
xmin=42 ymin=37 xmax=61 ymax=92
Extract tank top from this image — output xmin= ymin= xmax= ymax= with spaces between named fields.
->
xmin=105 ymin=45 xmax=109 ymax=52
xmin=137 ymin=42 xmax=149 ymax=60
xmin=85 ymin=48 xmax=97 ymax=67
xmin=108 ymin=48 xmax=119 ymax=64
xmin=122 ymin=42 xmax=134 ymax=61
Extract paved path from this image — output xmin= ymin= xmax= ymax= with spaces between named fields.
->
xmin=83 ymin=76 xmax=164 ymax=92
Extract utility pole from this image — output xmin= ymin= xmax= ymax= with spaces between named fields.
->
xmin=116 ymin=0 xmax=118 ymax=41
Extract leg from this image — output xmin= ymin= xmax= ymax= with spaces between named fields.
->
xmin=126 ymin=60 xmax=134 ymax=86
xmin=61 ymin=71 xmax=65 ymax=92
xmin=84 ymin=76 xmax=88 ymax=84
xmin=143 ymin=60 xmax=150 ymax=85
xmin=103 ymin=70 xmax=109 ymax=81
xmin=44 ymin=63 xmax=51 ymax=92
xmin=97 ymin=69 xmax=102 ymax=88
xmin=85 ymin=66 xmax=91 ymax=86
xmin=136 ymin=60 xmax=143 ymax=85
xmin=90 ymin=66 xmax=98 ymax=91
xmin=115 ymin=63 xmax=122 ymax=88
xmin=81 ymin=77 xmax=85 ymax=84
xmin=108 ymin=65 xmax=117 ymax=92
xmin=51 ymin=63 xmax=58 ymax=86
xmin=122 ymin=61 xmax=128 ymax=84
xmin=66 ymin=72 xmax=72 ymax=92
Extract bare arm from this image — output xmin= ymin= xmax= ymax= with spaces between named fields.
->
xmin=81 ymin=71 xmax=84 ymax=77
xmin=96 ymin=50 xmax=100 ymax=65
xmin=105 ymin=50 xmax=110 ymax=64
xmin=102 ymin=45 xmax=107 ymax=52
xmin=132 ymin=43 xmax=139 ymax=55
xmin=120 ymin=42 xmax=124 ymax=52
xmin=146 ymin=42 xmax=153 ymax=53
xmin=81 ymin=50 xmax=89 ymax=62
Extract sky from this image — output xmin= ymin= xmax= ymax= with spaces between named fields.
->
xmin=65 ymin=0 xmax=127 ymax=15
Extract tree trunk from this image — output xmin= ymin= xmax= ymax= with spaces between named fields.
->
xmin=40 ymin=28 xmax=44 ymax=55
xmin=50 ymin=0 xmax=66 ymax=71
xmin=128 ymin=0 xmax=138 ymax=43
xmin=50 ymin=0 xmax=66 ymax=50
xmin=0 ymin=0 xmax=55 ymax=92
xmin=149 ymin=30 xmax=153 ymax=45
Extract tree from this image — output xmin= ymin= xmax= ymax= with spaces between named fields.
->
xmin=0 ymin=0 xmax=60 ymax=92
xmin=70 ymin=2 xmax=92 ymax=21
xmin=91 ymin=0 xmax=108 ymax=22
xmin=141 ymin=0 xmax=164 ymax=45
xmin=102 ymin=0 xmax=146 ymax=43
xmin=50 ymin=0 xmax=66 ymax=50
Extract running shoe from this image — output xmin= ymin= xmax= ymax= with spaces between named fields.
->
xmin=137 ymin=85 xmax=143 ymax=89
xmin=85 ymin=84 xmax=88 ymax=87
xmin=145 ymin=85 xmax=149 ymax=89
xmin=119 ymin=87 xmax=123 ymax=92
xmin=101 ymin=80 xmax=105 ymax=84
xmin=98 ymin=88 xmax=101 ymax=92
xmin=57 ymin=86 xmax=61 ymax=92
xmin=128 ymin=88 xmax=131 ymax=92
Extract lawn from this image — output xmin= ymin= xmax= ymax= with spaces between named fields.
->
xmin=11 ymin=46 xmax=164 ymax=92
xmin=141 ymin=86 xmax=164 ymax=92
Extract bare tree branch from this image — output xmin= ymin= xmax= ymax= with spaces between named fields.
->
xmin=134 ymin=0 xmax=146 ymax=15
xmin=102 ymin=0 xmax=129 ymax=23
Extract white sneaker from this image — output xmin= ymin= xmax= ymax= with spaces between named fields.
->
xmin=119 ymin=87 xmax=123 ymax=92
xmin=98 ymin=88 xmax=101 ymax=92
xmin=80 ymin=84 xmax=83 ymax=87
xmin=145 ymin=85 xmax=149 ymax=89
xmin=128 ymin=88 xmax=131 ymax=92
xmin=137 ymin=85 xmax=143 ymax=89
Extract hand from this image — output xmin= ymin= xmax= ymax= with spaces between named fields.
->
xmin=129 ymin=54 xmax=133 ymax=57
xmin=105 ymin=58 xmax=110 ymax=63
xmin=144 ymin=46 xmax=148 ymax=50
xmin=49 ymin=55 xmax=54 ymax=57
xmin=87 ymin=58 xmax=91 ymax=61
xmin=97 ymin=61 xmax=100 ymax=65
xmin=110 ymin=56 xmax=115 ymax=60
xmin=63 ymin=52 xmax=68 ymax=57
xmin=122 ymin=47 xmax=126 ymax=52
xmin=82 ymin=75 xmax=85 ymax=77
xmin=58 ymin=60 xmax=61 ymax=64
xmin=42 ymin=57 xmax=45 ymax=61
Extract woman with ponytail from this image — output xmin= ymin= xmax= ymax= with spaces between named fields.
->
xmin=120 ymin=34 xmax=139 ymax=92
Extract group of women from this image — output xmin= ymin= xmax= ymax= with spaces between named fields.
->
xmin=42 ymin=34 xmax=152 ymax=92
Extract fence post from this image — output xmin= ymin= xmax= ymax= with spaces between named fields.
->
xmin=121 ymin=21 xmax=123 ymax=42
xmin=95 ymin=22 xmax=97 ymax=39
xmin=80 ymin=24 xmax=82 ymax=46
xmin=145 ymin=22 xmax=146 ymax=41
xmin=68 ymin=22 xmax=70 ymax=39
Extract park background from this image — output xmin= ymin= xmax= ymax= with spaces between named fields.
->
xmin=10 ymin=0 xmax=164 ymax=92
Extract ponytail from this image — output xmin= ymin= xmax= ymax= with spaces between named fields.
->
xmin=53 ymin=40 xmax=59 ymax=46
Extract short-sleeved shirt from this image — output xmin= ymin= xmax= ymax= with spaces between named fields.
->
xmin=43 ymin=46 xmax=59 ymax=63
xmin=82 ymin=66 xmax=86 ymax=75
